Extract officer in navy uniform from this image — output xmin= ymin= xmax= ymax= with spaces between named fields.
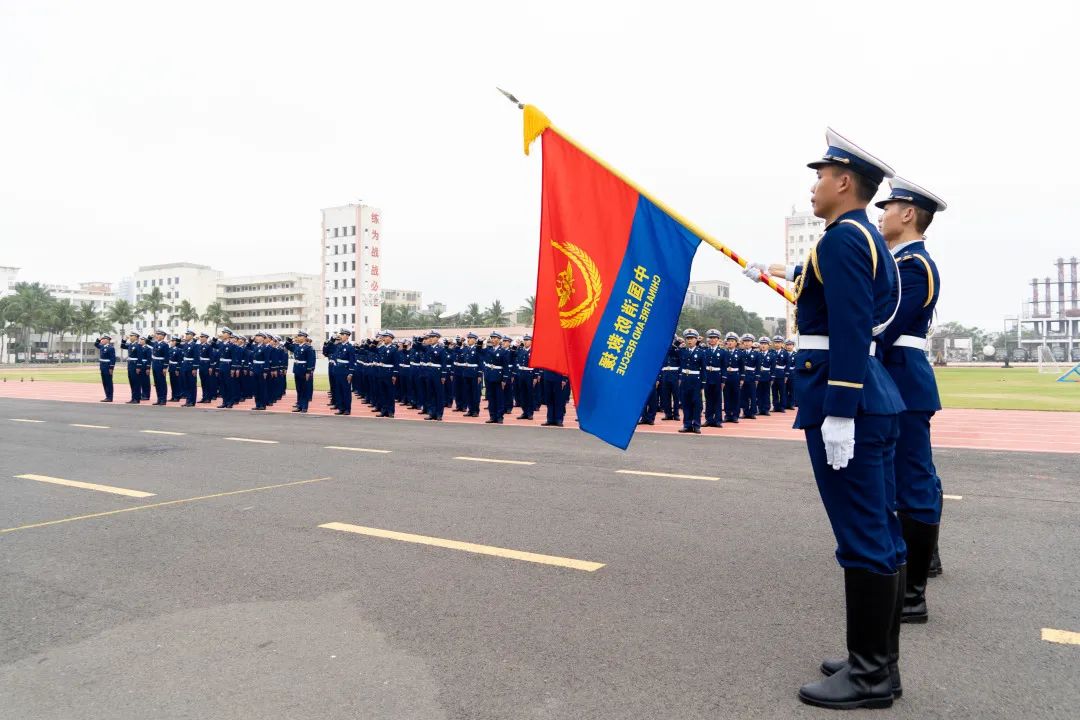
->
xmin=740 ymin=333 xmax=760 ymax=419
xmin=459 ymin=333 xmax=482 ymax=417
xmin=874 ymin=177 xmax=948 ymax=624
xmin=215 ymin=328 xmax=236 ymax=408
xmin=482 ymin=332 xmax=509 ymax=424
xmin=541 ymin=367 xmax=568 ymax=427
xmin=428 ymin=331 xmax=449 ymax=420
xmin=96 ymin=335 xmax=115 ymax=401
xmin=514 ymin=335 xmax=538 ymax=420
xmin=137 ymin=335 xmax=152 ymax=400
xmin=377 ymin=331 xmax=402 ymax=418
xmin=148 ymin=330 xmax=169 ymax=405
xmin=722 ymin=332 xmax=742 ymax=423
xmin=755 ymin=336 xmax=773 ymax=416
xmin=745 ymin=128 xmax=906 ymax=709
xmin=677 ymin=328 xmax=706 ymax=433
xmin=658 ymin=337 xmax=682 ymax=421
xmin=167 ymin=335 xmax=182 ymax=401
xmin=288 ymin=330 xmax=316 ymax=413
xmin=639 ymin=370 xmax=660 ymax=425
xmin=783 ymin=339 xmax=797 ymax=409
xmin=120 ymin=332 xmax=142 ymax=403
xmin=250 ymin=332 xmax=270 ymax=410
xmin=702 ymin=329 xmax=725 ymax=428
xmin=330 ymin=329 xmax=357 ymax=415
xmin=197 ymin=332 xmax=214 ymax=403
xmin=500 ymin=336 xmax=516 ymax=416
xmin=771 ymin=335 xmax=789 ymax=412
xmin=179 ymin=329 xmax=198 ymax=406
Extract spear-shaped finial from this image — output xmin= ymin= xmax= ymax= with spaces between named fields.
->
xmin=496 ymin=87 xmax=524 ymax=109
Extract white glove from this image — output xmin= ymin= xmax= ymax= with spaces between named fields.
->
xmin=743 ymin=262 xmax=767 ymax=282
xmin=821 ymin=416 xmax=855 ymax=470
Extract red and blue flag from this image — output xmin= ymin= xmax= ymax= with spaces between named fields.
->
xmin=526 ymin=109 xmax=701 ymax=449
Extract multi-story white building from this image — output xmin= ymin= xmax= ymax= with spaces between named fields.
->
xmin=0 ymin=265 xmax=19 ymax=297
xmin=321 ymin=203 xmax=383 ymax=339
xmin=132 ymin=262 xmax=222 ymax=334
xmin=683 ymin=279 xmax=731 ymax=310
xmin=784 ymin=209 xmax=826 ymax=332
xmin=380 ymin=288 xmax=422 ymax=312
xmin=115 ymin=276 xmax=136 ymax=304
xmin=218 ymin=272 xmax=323 ymax=339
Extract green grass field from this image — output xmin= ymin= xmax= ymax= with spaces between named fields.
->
xmin=2 ymin=364 xmax=1078 ymax=412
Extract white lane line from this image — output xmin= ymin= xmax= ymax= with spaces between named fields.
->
xmin=225 ymin=437 xmax=279 ymax=444
xmin=453 ymin=456 xmax=535 ymax=466
xmin=943 ymin=494 xmax=963 ymax=500
xmin=71 ymin=423 xmax=110 ymax=429
xmin=13 ymin=474 xmax=156 ymax=499
xmin=325 ymin=446 xmax=392 ymax=454
xmin=1042 ymin=628 xmax=1080 ymax=646
xmin=141 ymin=430 xmax=186 ymax=436
xmin=616 ymin=469 xmax=720 ymax=482
xmin=10 ymin=418 xmax=45 ymax=423
xmin=319 ymin=522 xmax=605 ymax=572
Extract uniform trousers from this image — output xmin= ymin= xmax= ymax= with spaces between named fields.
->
xmin=516 ymin=376 xmax=535 ymax=418
xmin=895 ymin=411 xmax=942 ymax=525
xmin=679 ymin=378 xmax=703 ymax=430
xmin=332 ymin=369 xmax=351 ymax=413
xmin=462 ymin=377 xmax=480 ymax=414
xmin=756 ymin=378 xmax=771 ymax=415
xmin=703 ymin=379 xmax=723 ymax=425
xmin=152 ymin=364 xmax=167 ymax=403
xmin=429 ymin=377 xmax=445 ymax=419
xmin=804 ymin=414 xmax=903 ymax=575
xmin=641 ymin=383 xmax=659 ymax=422
xmin=486 ymin=378 xmax=505 ymax=421
xmin=168 ymin=365 xmax=180 ymax=400
xmin=742 ymin=377 xmax=757 ymax=417
xmin=199 ymin=365 xmax=213 ymax=401
xmin=542 ymin=379 xmax=565 ymax=424
xmin=772 ymin=377 xmax=786 ymax=411
xmin=785 ymin=377 xmax=796 ymax=409
xmin=659 ymin=375 xmax=680 ymax=418
xmin=141 ymin=365 xmax=151 ymax=399
xmin=127 ymin=365 xmax=141 ymax=402
xmin=100 ymin=365 xmax=113 ymax=400
xmin=379 ymin=374 xmax=396 ymax=417
xmin=293 ymin=372 xmax=311 ymax=411
xmin=254 ymin=371 xmax=268 ymax=409
xmin=723 ymin=381 xmax=740 ymax=421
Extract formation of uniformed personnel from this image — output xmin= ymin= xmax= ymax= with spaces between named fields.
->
xmin=745 ymin=128 xmax=906 ymax=709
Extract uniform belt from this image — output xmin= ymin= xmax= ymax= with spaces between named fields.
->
xmin=460 ymin=363 xmax=478 ymax=367
xmin=705 ymin=367 xmax=722 ymax=372
xmin=99 ymin=358 xmax=112 ymax=362
xmin=726 ymin=368 xmax=739 ymax=372
xmin=518 ymin=366 xmax=533 ymax=371
xmin=680 ymin=369 xmax=700 ymax=375
xmin=335 ymin=359 xmax=350 ymax=364
xmin=152 ymin=356 xmax=165 ymax=360
xmin=218 ymin=359 xmax=232 ymax=363
xmin=292 ymin=360 xmax=306 ymax=365
xmin=893 ymin=335 xmax=927 ymax=350
xmin=253 ymin=360 xmax=265 ymax=364
xmin=400 ymin=363 xmax=410 ymax=367
xmin=797 ymin=335 xmax=877 ymax=355
xmin=378 ymin=363 xmax=394 ymax=368
xmin=774 ymin=365 xmax=786 ymax=369
xmin=661 ymin=366 xmax=679 ymax=371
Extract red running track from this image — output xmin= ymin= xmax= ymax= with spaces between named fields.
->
xmin=0 ymin=380 xmax=1076 ymax=454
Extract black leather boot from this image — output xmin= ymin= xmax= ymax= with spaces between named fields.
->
xmin=799 ymin=568 xmax=898 ymax=710
xmin=900 ymin=514 xmax=939 ymax=624
xmin=820 ymin=563 xmax=905 ymax=698
xmin=928 ymin=543 xmax=943 ymax=578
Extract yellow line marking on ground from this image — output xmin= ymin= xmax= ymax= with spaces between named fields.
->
xmin=225 ymin=437 xmax=279 ymax=444
xmin=1 ymin=477 xmax=332 ymax=534
xmin=1042 ymin=628 xmax=1080 ymax=646
xmin=319 ymin=522 xmax=604 ymax=572
xmin=13 ymin=473 xmax=155 ymax=498
xmin=71 ymin=423 xmax=109 ymax=429
xmin=10 ymin=418 xmax=45 ymax=423
xmin=616 ymin=469 xmax=719 ymax=482
xmin=324 ymin=446 xmax=392 ymax=454
xmin=943 ymin=494 xmax=963 ymax=500
xmin=453 ymin=456 xmax=535 ymax=466
xmin=141 ymin=429 xmax=185 ymax=436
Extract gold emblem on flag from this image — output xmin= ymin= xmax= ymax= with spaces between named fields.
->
xmin=551 ymin=240 xmax=602 ymax=329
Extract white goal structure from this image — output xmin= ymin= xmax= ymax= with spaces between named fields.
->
xmin=1036 ymin=344 xmax=1064 ymax=374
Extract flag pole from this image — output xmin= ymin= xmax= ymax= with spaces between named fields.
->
xmin=499 ymin=89 xmax=795 ymax=305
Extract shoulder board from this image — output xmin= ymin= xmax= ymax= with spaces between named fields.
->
xmin=837 ymin=219 xmax=878 ymax=278
xmin=897 ymin=253 xmax=935 ymax=307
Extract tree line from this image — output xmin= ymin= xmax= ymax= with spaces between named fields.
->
xmin=0 ymin=283 xmax=231 ymax=363
xmin=380 ymin=297 xmax=535 ymax=330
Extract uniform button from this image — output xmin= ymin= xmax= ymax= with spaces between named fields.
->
xmin=804 ymin=361 xmax=812 ymax=369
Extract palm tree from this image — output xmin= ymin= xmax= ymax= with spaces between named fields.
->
xmin=136 ymin=286 xmax=171 ymax=330
xmin=171 ymin=300 xmax=201 ymax=329
xmin=6 ymin=282 xmax=54 ymax=363
xmin=73 ymin=302 xmax=101 ymax=361
xmin=464 ymin=302 xmax=483 ymax=326
xmin=105 ymin=299 xmax=136 ymax=358
xmin=518 ymin=295 xmax=535 ymax=326
xmin=200 ymin=301 xmax=230 ymax=333
xmin=48 ymin=299 xmax=77 ymax=361
xmin=484 ymin=299 xmax=509 ymax=326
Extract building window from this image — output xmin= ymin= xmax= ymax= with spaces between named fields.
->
xmin=333 ymin=262 xmax=338 ymax=272
xmin=350 ymin=226 xmax=356 ymax=235
xmin=351 ymin=314 xmax=355 ymax=324
xmin=350 ymin=244 xmax=355 ymax=253
xmin=351 ymin=261 xmax=356 ymax=271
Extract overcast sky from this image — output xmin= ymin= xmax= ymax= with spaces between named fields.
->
xmin=3 ymin=1 xmax=1078 ymax=329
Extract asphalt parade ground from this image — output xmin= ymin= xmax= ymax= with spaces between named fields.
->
xmin=1 ymin=398 xmax=1078 ymax=719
